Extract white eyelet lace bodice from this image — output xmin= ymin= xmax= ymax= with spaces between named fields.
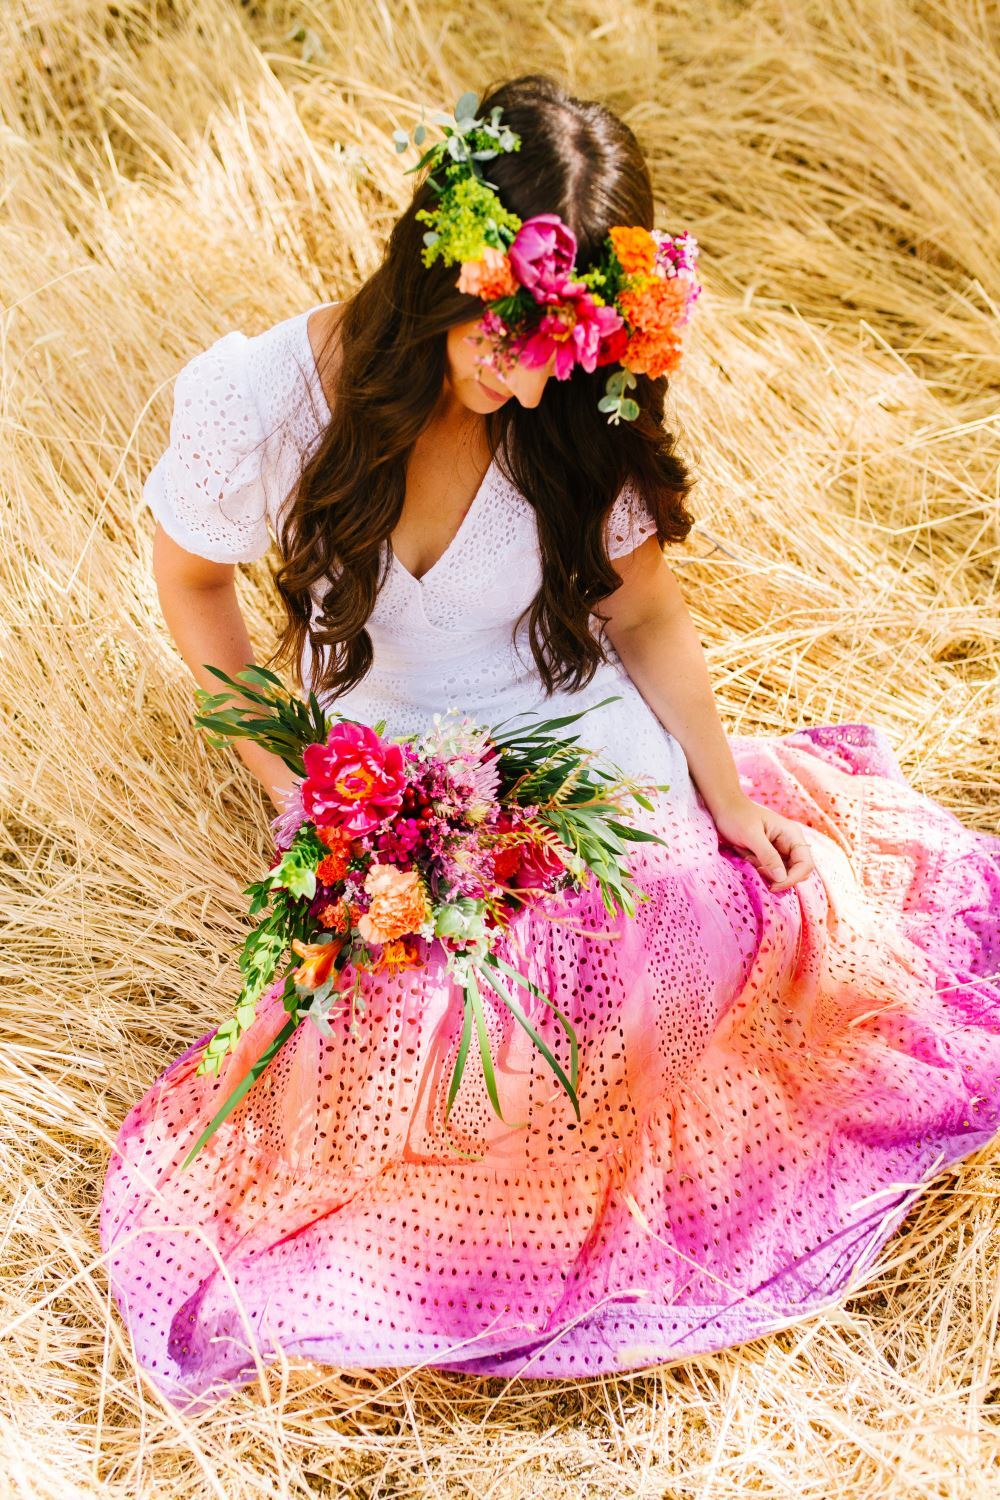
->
xmin=142 ymin=302 xmax=695 ymax=805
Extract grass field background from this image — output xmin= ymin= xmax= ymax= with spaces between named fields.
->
xmin=1 ymin=1 xmax=998 ymax=1494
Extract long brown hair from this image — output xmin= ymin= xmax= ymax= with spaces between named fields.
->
xmin=265 ymin=72 xmax=696 ymax=700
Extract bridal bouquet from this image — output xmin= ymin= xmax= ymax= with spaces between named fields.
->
xmin=181 ymin=666 xmax=667 ymax=1168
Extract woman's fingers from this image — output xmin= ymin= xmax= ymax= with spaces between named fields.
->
xmin=745 ymin=832 xmax=788 ymax=884
xmin=769 ymin=821 xmax=815 ymax=887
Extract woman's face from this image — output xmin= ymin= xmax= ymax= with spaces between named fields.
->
xmin=444 ymin=315 xmax=557 ymax=412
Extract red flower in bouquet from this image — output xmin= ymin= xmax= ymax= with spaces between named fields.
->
xmin=491 ymin=809 xmax=526 ymax=883
xmin=301 ymin=723 xmax=408 ymax=835
xmin=491 ymin=811 xmax=566 ymax=891
xmin=511 ymin=834 xmax=567 ymax=892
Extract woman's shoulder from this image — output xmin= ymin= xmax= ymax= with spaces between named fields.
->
xmin=158 ymin=298 xmax=337 ymax=438
xmin=605 ymin=475 xmax=660 ymax=559
xmin=141 ymin=300 xmax=339 ymax=563
xmin=242 ymin=299 xmax=341 ymax=438
xmin=303 ymin=300 xmax=345 ymax=416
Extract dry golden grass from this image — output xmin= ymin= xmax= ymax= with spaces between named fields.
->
xmin=1 ymin=0 xmax=998 ymax=1494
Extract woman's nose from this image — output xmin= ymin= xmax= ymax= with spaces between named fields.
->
xmin=510 ymin=356 xmax=556 ymax=407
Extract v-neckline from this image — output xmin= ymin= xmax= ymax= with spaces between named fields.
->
xmin=391 ymin=451 xmax=497 ymax=587
xmin=300 ymin=299 xmax=498 ymax=589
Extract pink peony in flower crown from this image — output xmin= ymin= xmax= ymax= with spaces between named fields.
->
xmin=392 ymin=91 xmax=702 ymax=423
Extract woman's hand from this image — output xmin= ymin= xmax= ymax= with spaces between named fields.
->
xmin=149 ymin=536 xmax=306 ymax=819
xmin=229 ymin=743 xmax=301 ymax=814
xmin=265 ymin=774 xmax=302 ymax=815
xmin=709 ymin=793 xmax=816 ymax=891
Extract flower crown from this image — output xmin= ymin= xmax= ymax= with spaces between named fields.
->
xmin=392 ymin=91 xmax=701 ymax=424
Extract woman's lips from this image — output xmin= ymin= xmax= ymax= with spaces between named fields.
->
xmin=477 ymin=373 xmax=509 ymax=401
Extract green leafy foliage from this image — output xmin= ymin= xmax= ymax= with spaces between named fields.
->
xmin=598 ymin=368 xmax=640 ymax=426
xmin=488 ymin=696 xmax=669 ymax=915
xmin=195 ymin=824 xmax=326 ymax=1079
xmin=193 ymin=664 xmax=333 ymax=776
xmin=416 ymin=175 xmax=523 ymax=267
xmin=391 ymin=93 xmax=523 ymax=267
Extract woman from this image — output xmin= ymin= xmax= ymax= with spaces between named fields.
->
xmin=101 ymin=73 xmax=1000 ymax=1409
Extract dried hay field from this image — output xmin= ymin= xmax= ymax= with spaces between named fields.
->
xmin=1 ymin=1 xmax=998 ymax=1495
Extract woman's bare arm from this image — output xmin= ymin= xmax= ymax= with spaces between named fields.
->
xmin=600 ymin=536 xmax=815 ymax=889
xmin=151 ymin=524 xmax=299 ymax=811
xmin=600 ymin=538 xmax=745 ymax=815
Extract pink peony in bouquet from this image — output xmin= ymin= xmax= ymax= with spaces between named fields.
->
xmin=181 ymin=665 xmax=668 ymax=1167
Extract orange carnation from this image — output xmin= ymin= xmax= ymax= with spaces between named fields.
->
xmin=317 ymin=849 xmax=351 ymax=884
xmin=618 ymin=277 xmax=688 ymax=334
xmin=622 ymin=328 xmax=683 ymax=379
xmin=356 ymin=864 xmax=429 ymax=946
xmin=317 ymin=899 xmax=352 ymax=932
xmin=609 ymin=225 xmax=656 ymax=277
xmin=457 ymin=246 xmax=519 ymax=300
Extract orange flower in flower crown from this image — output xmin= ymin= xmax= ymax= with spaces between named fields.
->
xmin=618 ymin=275 xmax=689 ymax=335
xmin=620 ymin=328 xmax=684 ymax=380
xmin=608 ymin=224 xmax=657 ymax=277
xmin=617 ymin=272 xmax=691 ymax=379
xmin=458 ymin=245 xmax=519 ymax=300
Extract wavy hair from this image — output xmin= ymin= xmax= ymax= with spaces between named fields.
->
xmin=265 ymin=72 xmax=697 ymax=700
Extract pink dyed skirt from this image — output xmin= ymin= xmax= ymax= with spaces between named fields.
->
xmin=100 ymin=724 xmax=1000 ymax=1408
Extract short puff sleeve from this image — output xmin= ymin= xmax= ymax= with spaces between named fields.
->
xmin=605 ymin=478 xmax=660 ymax=559
xmin=142 ymin=330 xmax=271 ymax=563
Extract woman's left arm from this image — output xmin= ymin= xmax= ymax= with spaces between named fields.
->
xmin=601 ymin=537 xmax=815 ymax=891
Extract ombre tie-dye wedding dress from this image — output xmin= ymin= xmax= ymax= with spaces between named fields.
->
xmin=100 ymin=302 xmax=1000 ymax=1409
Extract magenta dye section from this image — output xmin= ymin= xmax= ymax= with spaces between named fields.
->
xmin=100 ymin=723 xmax=1000 ymax=1409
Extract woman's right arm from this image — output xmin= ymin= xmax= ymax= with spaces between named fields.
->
xmin=152 ymin=523 xmax=300 ymax=811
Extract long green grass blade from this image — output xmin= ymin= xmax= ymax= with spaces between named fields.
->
xmin=445 ymin=987 xmax=474 ymax=1119
xmin=466 ymin=966 xmax=526 ymax=1127
xmin=180 ymin=1015 xmax=299 ymax=1170
xmin=477 ymin=959 xmax=580 ymax=1120
xmin=488 ymin=955 xmax=580 ymax=1095
xmin=604 ymin=818 xmax=668 ymax=846
xmin=490 ymin=695 xmax=621 ymax=739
